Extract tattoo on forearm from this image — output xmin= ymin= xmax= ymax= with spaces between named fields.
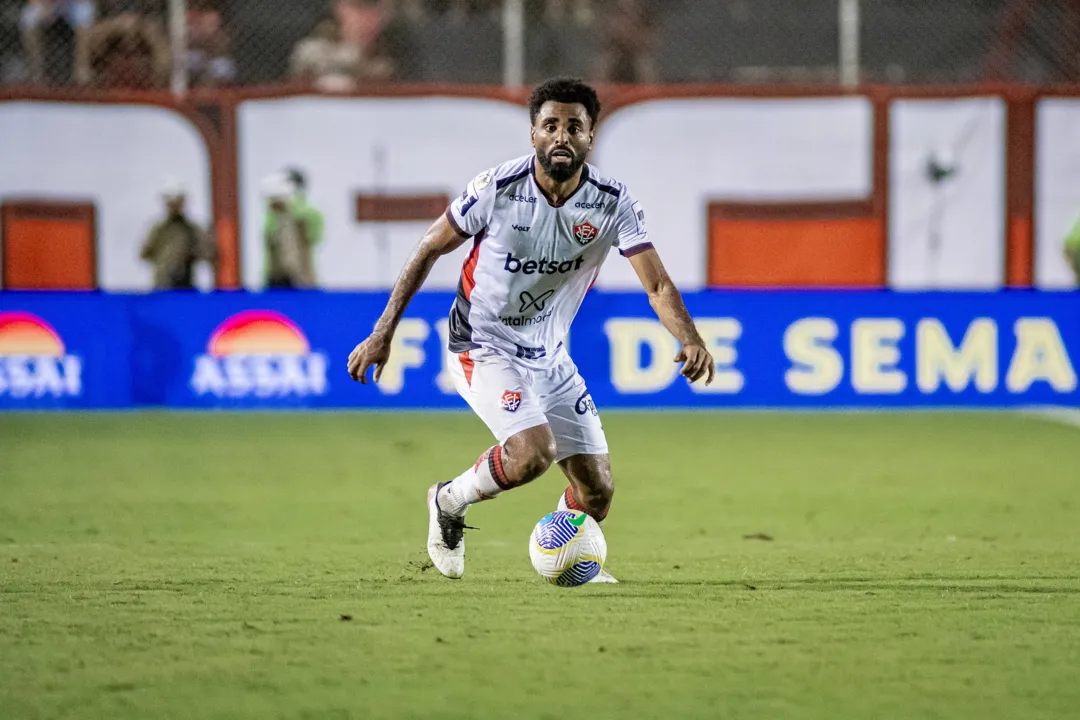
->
xmin=375 ymin=244 xmax=438 ymax=334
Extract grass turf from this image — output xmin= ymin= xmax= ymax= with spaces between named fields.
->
xmin=1 ymin=411 xmax=1079 ymax=719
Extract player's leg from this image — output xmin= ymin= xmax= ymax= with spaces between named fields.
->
xmin=554 ymin=452 xmax=618 ymax=583
xmin=426 ymin=348 xmax=557 ymax=578
xmin=436 ymin=423 xmax=557 ymax=516
xmin=556 ymin=453 xmax=614 ymax=522
xmin=540 ymin=356 xmax=619 ymax=582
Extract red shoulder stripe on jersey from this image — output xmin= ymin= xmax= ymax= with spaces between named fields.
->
xmin=459 ymin=351 xmax=475 ymax=387
xmin=460 ymin=230 xmax=485 ymax=301
xmin=445 ymin=207 xmax=471 ymax=239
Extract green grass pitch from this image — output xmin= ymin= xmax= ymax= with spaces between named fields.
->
xmin=2 ymin=411 xmax=1080 ymax=719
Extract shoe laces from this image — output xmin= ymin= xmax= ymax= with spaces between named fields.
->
xmin=437 ymin=511 xmax=477 ymax=550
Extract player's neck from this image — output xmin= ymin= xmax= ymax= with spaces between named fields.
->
xmin=532 ymin=157 xmax=585 ymax=207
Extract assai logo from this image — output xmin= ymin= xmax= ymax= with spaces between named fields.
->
xmin=190 ymin=310 xmax=327 ymax=399
xmin=0 ymin=312 xmax=81 ymax=399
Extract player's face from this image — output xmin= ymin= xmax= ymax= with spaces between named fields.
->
xmin=531 ymin=101 xmax=593 ymax=183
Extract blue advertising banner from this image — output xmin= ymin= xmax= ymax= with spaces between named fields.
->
xmin=128 ymin=292 xmax=460 ymax=409
xmin=0 ymin=294 xmax=132 ymax=409
xmin=1 ymin=290 xmax=1077 ymax=409
xmin=572 ymin=291 xmax=1080 ymax=408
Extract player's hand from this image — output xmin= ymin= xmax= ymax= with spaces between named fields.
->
xmin=675 ymin=343 xmax=715 ymax=386
xmin=347 ymin=331 xmax=392 ymax=384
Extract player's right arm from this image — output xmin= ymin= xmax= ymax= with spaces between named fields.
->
xmin=348 ymin=169 xmax=496 ymax=384
xmin=347 ymin=214 xmax=469 ymax=383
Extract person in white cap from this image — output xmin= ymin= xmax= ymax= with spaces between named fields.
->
xmin=262 ymin=173 xmax=317 ymax=289
xmin=140 ymin=181 xmax=217 ymax=290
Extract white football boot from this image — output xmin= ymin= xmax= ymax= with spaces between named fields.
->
xmin=558 ymin=488 xmax=618 ymax=584
xmin=427 ymin=483 xmax=467 ymax=579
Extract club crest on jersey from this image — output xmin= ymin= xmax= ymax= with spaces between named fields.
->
xmin=501 ymin=390 xmax=522 ymax=413
xmin=573 ymin=221 xmax=598 ymax=246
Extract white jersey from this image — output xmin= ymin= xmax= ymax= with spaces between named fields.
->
xmin=445 ymin=154 xmax=651 ymax=366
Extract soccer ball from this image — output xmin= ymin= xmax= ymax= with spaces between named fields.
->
xmin=529 ymin=510 xmax=607 ymax=587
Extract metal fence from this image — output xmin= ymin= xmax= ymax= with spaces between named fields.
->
xmin=1 ymin=0 xmax=1078 ymax=90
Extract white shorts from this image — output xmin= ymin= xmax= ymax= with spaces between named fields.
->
xmin=447 ymin=346 xmax=608 ymax=462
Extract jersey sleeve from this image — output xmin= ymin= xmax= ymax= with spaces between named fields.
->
xmin=446 ymin=169 xmax=496 ymax=238
xmin=614 ymin=189 xmax=653 ymax=257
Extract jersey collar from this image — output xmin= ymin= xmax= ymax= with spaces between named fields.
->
xmin=531 ymin=156 xmax=590 ymax=209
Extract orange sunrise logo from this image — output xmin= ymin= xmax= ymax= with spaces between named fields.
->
xmin=190 ymin=310 xmax=327 ymax=398
xmin=0 ymin=312 xmax=82 ymax=398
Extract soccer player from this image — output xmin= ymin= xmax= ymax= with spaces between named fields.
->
xmin=347 ymin=78 xmax=716 ymax=581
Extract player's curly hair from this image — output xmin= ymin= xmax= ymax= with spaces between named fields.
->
xmin=528 ymin=78 xmax=601 ymax=127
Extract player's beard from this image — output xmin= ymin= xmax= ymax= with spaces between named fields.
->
xmin=537 ymin=146 xmax=587 ymax=183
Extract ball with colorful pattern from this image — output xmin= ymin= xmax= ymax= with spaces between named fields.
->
xmin=529 ymin=510 xmax=607 ymax=587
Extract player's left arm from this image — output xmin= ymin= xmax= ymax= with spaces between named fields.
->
xmin=627 ymin=248 xmax=715 ymax=386
xmin=615 ymin=190 xmax=715 ymax=385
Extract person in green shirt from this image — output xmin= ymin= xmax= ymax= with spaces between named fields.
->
xmin=262 ymin=168 xmax=324 ymax=287
xmin=1065 ymin=215 xmax=1080 ymax=286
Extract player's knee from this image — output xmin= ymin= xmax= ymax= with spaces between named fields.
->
xmin=504 ymin=427 xmax=557 ymax=484
xmin=523 ymin=436 xmax=557 ymax=479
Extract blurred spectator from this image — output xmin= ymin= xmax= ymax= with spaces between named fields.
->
xmin=140 ymin=181 xmax=217 ymax=291
xmin=289 ymin=16 xmax=360 ymax=91
xmin=269 ymin=167 xmax=325 ymax=261
xmin=262 ymin=173 xmax=317 ymax=290
xmin=336 ymin=0 xmax=379 ymax=46
xmin=289 ymin=2 xmax=396 ymax=91
xmin=334 ymin=0 xmax=395 ymax=80
xmin=2 ymin=0 xmax=28 ymax=83
xmin=87 ymin=11 xmax=169 ymax=87
xmin=185 ymin=0 xmax=233 ymax=87
xmin=1065 ymin=214 xmax=1080 ymax=286
xmin=20 ymin=0 xmax=96 ymax=84
xmin=394 ymin=0 xmax=427 ymax=24
xmin=593 ymin=0 xmax=658 ymax=83
xmin=373 ymin=0 xmax=421 ymax=81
